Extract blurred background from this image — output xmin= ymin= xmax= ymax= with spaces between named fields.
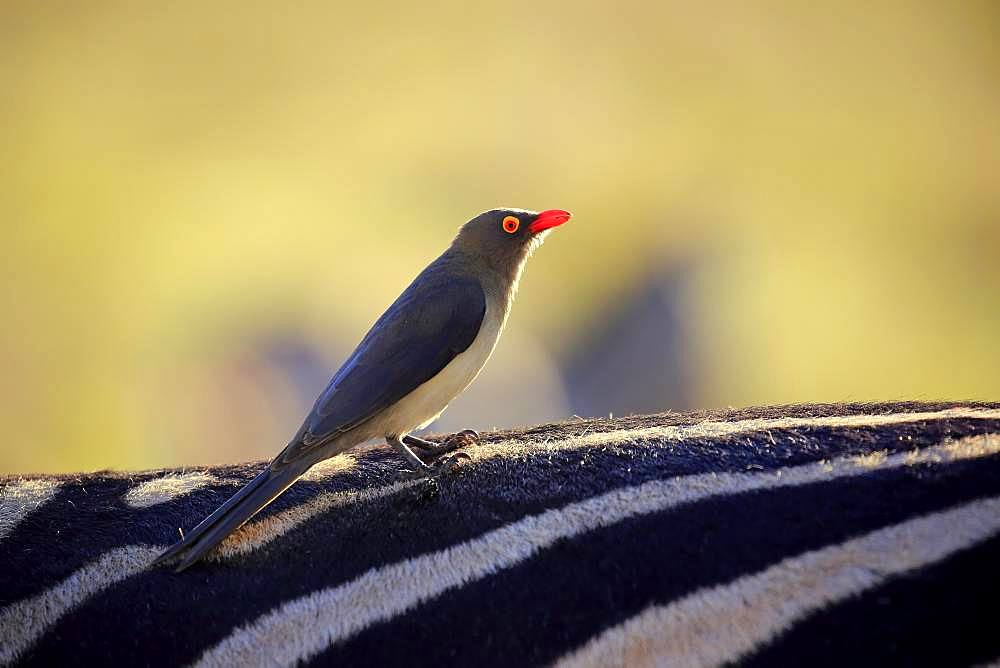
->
xmin=2 ymin=1 xmax=998 ymax=473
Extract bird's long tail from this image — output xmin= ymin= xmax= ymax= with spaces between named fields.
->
xmin=152 ymin=463 xmax=306 ymax=572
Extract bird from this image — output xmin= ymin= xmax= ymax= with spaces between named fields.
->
xmin=153 ymin=207 xmax=572 ymax=571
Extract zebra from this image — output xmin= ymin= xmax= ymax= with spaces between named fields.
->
xmin=2 ymin=401 xmax=999 ymax=667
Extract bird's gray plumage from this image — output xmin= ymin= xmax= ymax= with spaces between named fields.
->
xmin=154 ymin=207 xmax=571 ymax=571
xmin=288 ymin=271 xmax=486 ymax=461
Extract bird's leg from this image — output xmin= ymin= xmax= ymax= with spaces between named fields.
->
xmin=444 ymin=429 xmax=480 ymax=450
xmin=390 ymin=432 xmax=476 ymax=476
xmin=405 ymin=431 xmax=478 ymax=471
xmin=403 ymin=430 xmax=480 ymax=455
xmin=386 ymin=435 xmax=433 ymax=475
xmin=401 ymin=434 xmax=446 ymax=453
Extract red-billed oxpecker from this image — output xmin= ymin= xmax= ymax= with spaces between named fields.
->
xmin=154 ymin=207 xmax=572 ymax=571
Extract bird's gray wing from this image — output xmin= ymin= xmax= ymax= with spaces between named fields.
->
xmin=275 ymin=273 xmax=486 ymax=466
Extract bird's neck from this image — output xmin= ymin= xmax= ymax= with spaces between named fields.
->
xmin=447 ymin=247 xmax=527 ymax=300
xmin=439 ymin=246 xmax=526 ymax=324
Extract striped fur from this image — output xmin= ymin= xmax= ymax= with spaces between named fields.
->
xmin=1 ymin=402 xmax=999 ymax=666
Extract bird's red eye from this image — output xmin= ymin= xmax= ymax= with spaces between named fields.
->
xmin=502 ymin=216 xmax=520 ymax=234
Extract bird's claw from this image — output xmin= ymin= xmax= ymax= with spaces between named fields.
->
xmin=443 ymin=429 xmax=480 ymax=449
xmin=435 ymin=451 xmax=472 ymax=474
xmin=413 ymin=429 xmax=479 ymax=459
xmin=431 ymin=430 xmax=478 ymax=471
xmin=401 ymin=429 xmax=479 ymax=476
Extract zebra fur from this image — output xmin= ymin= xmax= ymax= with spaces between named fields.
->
xmin=2 ymin=401 xmax=999 ymax=667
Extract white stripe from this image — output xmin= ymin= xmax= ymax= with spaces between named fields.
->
xmin=122 ymin=454 xmax=357 ymax=510
xmin=0 ymin=479 xmax=421 ymax=665
xmin=193 ymin=433 xmax=1000 ymax=667
xmin=214 ymin=406 xmax=999 ymax=560
xmin=0 ymin=479 xmax=61 ymax=541
xmin=210 ymin=479 xmax=422 ymax=560
xmin=1 ymin=411 xmax=995 ymax=664
xmin=298 ymin=453 xmax=356 ymax=482
xmin=555 ymin=495 xmax=1000 ymax=668
xmin=0 ymin=545 xmax=162 ymax=665
xmin=466 ymin=407 xmax=1000 ymax=463
xmin=124 ymin=472 xmax=220 ymax=508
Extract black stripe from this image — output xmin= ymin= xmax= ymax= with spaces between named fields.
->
xmin=742 ymin=533 xmax=1000 ymax=668
xmin=0 ymin=455 xmax=408 ymax=604
xmin=20 ymin=454 xmax=1000 ymax=667
xmin=500 ymin=401 xmax=1000 ymax=443
xmin=318 ymin=456 xmax=1000 ymax=667
xmin=4 ymin=407 xmax=998 ymax=602
xmin=10 ymin=414 xmax=997 ymax=608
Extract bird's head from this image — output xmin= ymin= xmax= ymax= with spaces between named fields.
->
xmin=452 ymin=208 xmax=572 ymax=274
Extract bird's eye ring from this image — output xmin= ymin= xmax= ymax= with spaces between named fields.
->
xmin=502 ymin=216 xmax=520 ymax=234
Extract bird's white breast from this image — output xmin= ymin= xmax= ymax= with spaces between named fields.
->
xmin=374 ymin=297 xmax=508 ymax=437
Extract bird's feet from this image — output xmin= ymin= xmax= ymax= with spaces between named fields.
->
xmin=404 ymin=430 xmax=479 ymax=457
xmin=425 ymin=431 xmax=476 ymax=473
xmin=395 ymin=430 xmax=479 ymax=479
xmin=433 ymin=451 xmax=472 ymax=474
xmin=399 ymin=451 xmax=472 ymax=479
xmin=442 ymin=429 xmax=480 ymax=450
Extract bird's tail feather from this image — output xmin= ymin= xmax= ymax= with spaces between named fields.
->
xmin=152 ymin=464 xmax=305 ymax=572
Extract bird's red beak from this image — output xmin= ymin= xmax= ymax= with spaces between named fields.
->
xmin=529 ymin=209 xmax=572 ymax=234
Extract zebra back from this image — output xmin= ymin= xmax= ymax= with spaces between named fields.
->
xmin=2 ymin=401 xmax=1000 ymax=667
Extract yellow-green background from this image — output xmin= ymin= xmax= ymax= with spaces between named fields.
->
xmin=3 ymin=1 xmax=998 ymax=473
